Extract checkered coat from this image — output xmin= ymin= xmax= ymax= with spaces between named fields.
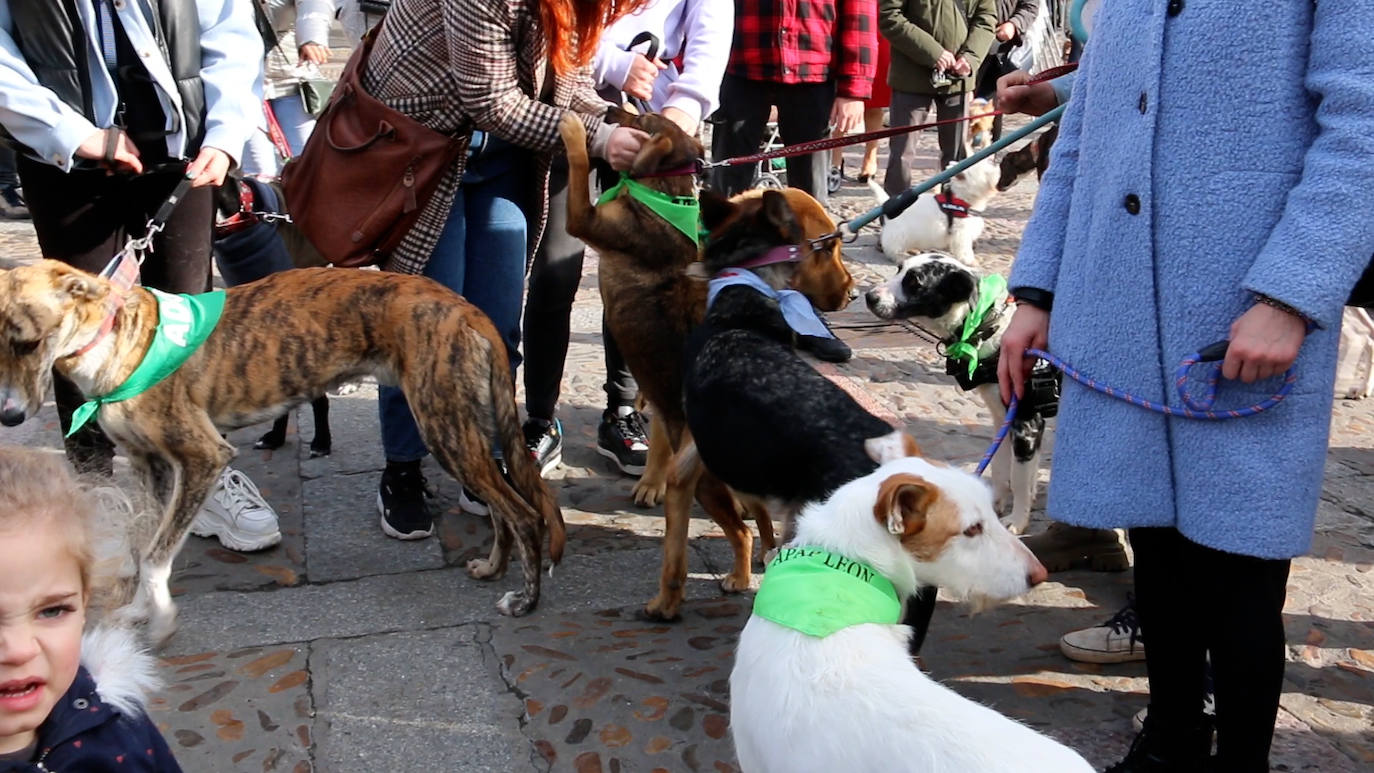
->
xmin=361 ymin=0 xmax=614 ymax=274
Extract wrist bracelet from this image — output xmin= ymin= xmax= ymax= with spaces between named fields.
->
xmin=1253 ymin=293 xmax=1309 ymax=322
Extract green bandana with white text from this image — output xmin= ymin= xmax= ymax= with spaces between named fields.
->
xmin=945 ymin=273 xmax=1008 ymax=379
xmin=596 ymin=173 xmax=701 ymax=246
xmin=751 ymin=547 xmax=901 ymax=637
xmin=68 ymin=289 xmax=225 ymax=436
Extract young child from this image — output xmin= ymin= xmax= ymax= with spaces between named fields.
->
xmin=0 ymin=448 xmax=182 ymax=772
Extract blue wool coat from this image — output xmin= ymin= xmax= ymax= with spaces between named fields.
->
xmin=1010 ymin=0 xmax=1374 ymax=559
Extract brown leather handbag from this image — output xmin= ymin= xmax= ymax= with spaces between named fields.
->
xmin=281 ymin=27 xmax=465 ymax=267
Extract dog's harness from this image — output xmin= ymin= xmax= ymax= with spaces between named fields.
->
xmin=597 ymin=172 xmax=702 ymax=245
xmin=751 ymin=546 xmax=901 ymax=637
xmin=935 ymin=185 xmax=983 ymax=228
xmin=67 ymin=289 xmax=225 ymax=436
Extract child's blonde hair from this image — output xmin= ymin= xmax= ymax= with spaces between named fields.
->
xmin=0 ymin=447 xmax=135 ymax=601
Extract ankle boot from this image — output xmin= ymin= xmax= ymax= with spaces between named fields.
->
xmin=1106 ymin=713 xmax=1213 ymax=773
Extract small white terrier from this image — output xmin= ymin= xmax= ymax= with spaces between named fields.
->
xmin=729 ymin=433 xmax=1091 ymax=773
xmin=870 ymin=157 xmax=1001 ymax=267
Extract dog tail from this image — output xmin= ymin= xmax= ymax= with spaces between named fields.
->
xmin=867 ymin=178 xmax=889 ymax=207
xmin=489 ymin=355 xmax=566 ymax=564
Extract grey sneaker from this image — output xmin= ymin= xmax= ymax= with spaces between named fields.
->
xmin=1060 ymin=598 xmax=1146 ymax=664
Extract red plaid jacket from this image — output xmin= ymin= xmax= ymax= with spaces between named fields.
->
xmin=727 ymin=0 xmax=878 ymax=99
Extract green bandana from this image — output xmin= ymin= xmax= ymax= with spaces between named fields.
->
xmin=751 ymin=546 xmax=901 ymax=637
xmin=596 ymin=173 xmax=701 ymax=246
xmin=945 ymin=273 xmax=1008 ymax=379
xmin=68 ymin=289 xmax=225 ymax=437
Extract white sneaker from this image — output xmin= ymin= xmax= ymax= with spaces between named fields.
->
xmin=1059 ymin=599 xmax=1146 ymax=664
xmin=191 ymin=467 xmax=283 ymax=551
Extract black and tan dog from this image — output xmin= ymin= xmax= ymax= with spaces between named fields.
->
xmin=559 ymin=108 xmax=854 ymax=620
xmin=0 ymin=262 xmax=564 ymax=643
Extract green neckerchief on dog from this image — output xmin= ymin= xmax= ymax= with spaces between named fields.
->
xmin=67 ymin=289 xmax=226 ymax=437
xmin=751 ymin=546 xmax=901 ymax=637
xmin=596 ymin=173 xmax=701 ymax=246
xmin=945 ymin=273 xmax=1008 ymax=379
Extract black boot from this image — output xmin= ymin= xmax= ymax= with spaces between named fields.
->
xmin=1106 ymin=714 xmax=1213 ymax=773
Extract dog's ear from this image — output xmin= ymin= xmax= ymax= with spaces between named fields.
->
xmin=56 ymin=268 xmax=108 ymax=302
xmin=864 ymin=430 xmax=922 ymax=464
xmin=699 ymin=189 xmax=737 ymax=233
xmin=873 ymin=472 xmax=937 ymax=538
xmin=604 ymin=105 xmax=638 ymax=127
xmin=629 ymin=133 xmax=676 ymax=178
xmin=760 ymin=190 xmax=803 ymax=242
xmin=937 ymin=269 xmax=977 ymax=303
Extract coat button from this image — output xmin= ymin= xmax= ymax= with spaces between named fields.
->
xmin=1138 ymin=92 xmax=1148 ymax=113
xmin=1167 ymin=0 xmax=1184 ymax=16
xmin=1124 ymin=194 xmax=1141 ymax=215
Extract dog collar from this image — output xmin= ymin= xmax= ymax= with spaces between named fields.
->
xmin=751 ymin=546 xmax=901 ymax=638
xmin=596 ymin=173 xmax=701 ymax=246
xmin=944 ymin=274 xmax=1009 ymax=380
xmin=731 ymin=244 xmax=801 ymax=270
xmin=68 ymin=289 xmax=226 ymax=437
xmin=935 ymin=189 xmax=983 ymax=219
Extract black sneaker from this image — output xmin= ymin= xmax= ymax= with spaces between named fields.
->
xmin=377 ymin=465 xmax=434 ymax=540
xmin=523 ymin=417 xmax=563 ymax=476
xmin=596 ymin=409 xmax=649 ymax=476
xmin=0 ymin=186 xmax=28 ymax=220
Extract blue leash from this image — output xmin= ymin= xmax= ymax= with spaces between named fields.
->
xmin=974 ymin=341 xmax=1298 ymax=474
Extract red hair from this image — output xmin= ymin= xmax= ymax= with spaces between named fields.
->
xmin=541 ymin=0 xmax=649 ymax=77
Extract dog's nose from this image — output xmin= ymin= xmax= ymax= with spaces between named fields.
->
xmin=0 ymin=405 xmax=26 ymax=427
xmin=864 ymin=288 xmax=880 ymax=305
xmin=1027 ymin=558 xmax=1049 ymax=587
xmin=848 ymin=286 xmax=860 ymax=302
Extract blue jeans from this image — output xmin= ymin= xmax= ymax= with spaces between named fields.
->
xmin=242 ymin=94 xmax=317 ymax=175
xmin=378 ymin=132 xmax=529 ymax=462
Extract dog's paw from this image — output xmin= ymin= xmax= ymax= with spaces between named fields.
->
xmin=638 ymin=592 xmax=683 ymax=622
xmin=720 ymin=571 xmax=751 ymax=593
xmin=559 ymin=112 xmax=587 ymax=152
xmin=466 ymin=557 xmax=506 ymax=581
xmin=632 ymin=478 xmax=667 ymax=507
xmin=145 ymin=604 xmax=180 ymax=648
xmin=332 ymin=381 xmax=360 ymax=396
xmin=496 ymin=590 xmax=535 ymax=617
xmin=254 ymin=430 xmax=287 ymax=451
xmin=308 ymin=438 xmax=332 ymax=458
xmin=1000 ymin=515 xmax=1031 ymax=536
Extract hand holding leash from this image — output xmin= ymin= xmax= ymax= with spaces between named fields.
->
xmin=76 ymin=127 xmax=142 ymax=175
xmin=997 ymin=302 xmax=1050 ymax=405
xmin=185 ymin=147 xmax=232 ymax=188
xmin=1223 ymin=301 xmax=1308 ymax=383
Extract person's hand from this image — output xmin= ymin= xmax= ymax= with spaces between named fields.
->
xmin=1222 ymin=301 xmax=1308 ymax=383
xmin=661 ymin=105 xmax=697 ymax=135
xmin=75 ymin=128 xmax=142 ymax=174
xmin=996 ymin=70 xmax=1059 ymax=116
xmin=935 ymin=50 xmax=957 ymax=73
xmin=996 ymin=21 xmax=1018 ymax=42
xmin=605 ymin=126 xmax=650 ymax=170
xmin=951 ymin=56 xmax=973 ymax=77
xmin=298 ymin=42 xmax=330 ymax=64
xmin=623 ymin=54 xmax=666 ymax=101
xmin=997 ymin=302 xmax=1050 ymax=404
xmin=185 ymin=147 xmax=232 ymax=188
xmin=830 ymin=97 xmax=864 ymax=134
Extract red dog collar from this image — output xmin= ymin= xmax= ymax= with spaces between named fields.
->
xmin=214 ymin=179 xmax=259 ymax=238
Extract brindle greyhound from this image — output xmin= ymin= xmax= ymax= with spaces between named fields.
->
xmin=559 ymin=109 xmax=855 ymax=620
xmin=0 ymin=262 xmax=564 ymax=643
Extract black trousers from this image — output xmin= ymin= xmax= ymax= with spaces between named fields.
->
xmin=522 ymin=153 xmax=638 ymax=422
xmin=19 ymin=157 xmax=213 ymax=473
xmin=884 ymin=89 xmax=969 ymax=197
xmin=709 ymin=75 xmax=835 ymax=205
xmin=1130 ymin=527 xmax=1291 ymax=772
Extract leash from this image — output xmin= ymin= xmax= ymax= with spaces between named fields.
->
xmin=974 ymin=342 xmax=1298 ymax=474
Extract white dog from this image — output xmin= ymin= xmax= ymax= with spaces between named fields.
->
xmin=729 ymin=437 xmax=1090 ymax=773
xmin=865 ymin=252 xmax=1055 ymax=535
xmin=869 ymin=156 xmax=1000 ymax=267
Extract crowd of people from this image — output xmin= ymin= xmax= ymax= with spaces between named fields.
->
xmin=2 ymin=0 xmax=1370 ymax=770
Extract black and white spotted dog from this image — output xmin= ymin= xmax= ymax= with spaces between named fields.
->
xmin=864 ymin=251 xmax=1059 ymax=534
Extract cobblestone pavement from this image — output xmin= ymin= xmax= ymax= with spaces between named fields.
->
xmin=1 ymin=114 xmax=1371 ymax=773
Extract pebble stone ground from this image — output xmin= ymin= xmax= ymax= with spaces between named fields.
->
xmin=0 ymin=46 xmax=1370 ymax=773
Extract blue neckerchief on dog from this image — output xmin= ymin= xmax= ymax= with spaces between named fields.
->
xmin=751 ymin=546 xmax=902 ymax=637
xmin=707 ymin=268 xmax=833 ymax=339
xmin=68 ymin=289 xmax=225 ymax=436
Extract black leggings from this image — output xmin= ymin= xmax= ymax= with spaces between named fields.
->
xmin=1130 ymin=527 xmax=1291 ymax=772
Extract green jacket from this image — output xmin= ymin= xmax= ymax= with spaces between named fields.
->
xmin=880 ymin=0 xmax=997 ymax=95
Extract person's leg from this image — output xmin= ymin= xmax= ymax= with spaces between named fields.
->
xmin=859 ymin=106 xmax=885 ymax=181
xmin=522 ymin=153 xmax=585 ymax=425
xmin=269 ymin=95 xmax=317 ymax=157
xmin=134 ymin=172 xmax=214 ymax=294
xmin=1199 ymin=542 xmax=1291 ymax=772
xmin=0 ymin=144 xmax=27 ymax=219
xmin=934 ymin=90 xmax=969 ymax=170
xmin=883 ymin=91 xmax=929 ymax=197
xmin=775 ymin=80 xmax=835 ymax=205
xmin=710 ymin=75 xmax=772 ymax=196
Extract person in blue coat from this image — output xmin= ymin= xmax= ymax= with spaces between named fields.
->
xmin=998 ymin=1 xmax=1374 ymax=771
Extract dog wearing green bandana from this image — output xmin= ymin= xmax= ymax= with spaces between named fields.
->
xmin=865 ymin=251 xmax=1059 ymax=536
xmin=729 ymin=451 xmax=1091 ymax=773
xmin=0 ymin=261 xmax=565 ymax=644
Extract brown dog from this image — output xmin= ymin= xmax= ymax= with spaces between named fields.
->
xmin=0 ymin=262 xmax=564 ymax=643
xmin=997 ymin=122 xmax=1059 ymax=191
xmin=559 ymin=109 xmax=854 ymax=620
